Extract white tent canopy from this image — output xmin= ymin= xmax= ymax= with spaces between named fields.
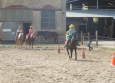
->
xmin=66 ymin=10 xmax=115 ymax=19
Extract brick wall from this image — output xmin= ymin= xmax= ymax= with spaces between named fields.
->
xmin=2 ymin=0 xmax=61 ymax=9
xmin=1 ymin=0 xmax=66 ymax=43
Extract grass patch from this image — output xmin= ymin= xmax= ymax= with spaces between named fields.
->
xmin=93 ymin=45 xmax=115 ymax=51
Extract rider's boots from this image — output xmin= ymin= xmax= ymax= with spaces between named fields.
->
xmin=64 ymin=40 xmax=70 ymax=48
xmin=76 ymin=41 xmax=80 ymax=46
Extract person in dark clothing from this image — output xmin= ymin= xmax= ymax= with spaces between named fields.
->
xmin=87 ymin=32 xmax=93 ymax=51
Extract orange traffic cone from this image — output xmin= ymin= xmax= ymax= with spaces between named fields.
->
xmin=58 ymin=45 xmax=60 ymax=53
xmin=111 ymin=52 xmax=115 ymax=66
xmin=82 ymin=48 xmax=85 ymax=58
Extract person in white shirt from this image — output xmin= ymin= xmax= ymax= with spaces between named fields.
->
xmin=15 ymin=26 xmax=23 ymax=42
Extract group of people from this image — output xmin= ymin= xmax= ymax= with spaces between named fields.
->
xmin=15 ymin=26 xmax=33 ymax=42
xmin=16 ymin=24 xmax=93 ymax=51
xmin=64 ymin=24 xmax=93 ymax=51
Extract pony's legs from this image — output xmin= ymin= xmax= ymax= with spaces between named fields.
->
xmin=70 ymin=49 xmax=73 ymax=58
xmin=54 ymin=36 xmax=58 ymax=44
xmin=67 ymin=49 xmax=69 ymax=55
xmin=66 ymin=49 xmax=71 ymax=59
xmin=29 ymin=42 xmax=32 ymax=49
xmin=18 ymin=39 xmax=20 ymax=48
xmin=20 ymin=40 xmax=23 ymax=48
xmin=20 ymin=41 xmax=22 ymax=48
xmin=25 ymin=36 xmax=28 ymax=49
xmin=19 ymin=40 xmax=21 ymax=48
xmin=18 ymin=39 xmax=21 ymax=48
xmin=75 ymin=48 xmax=77 ymax=60
xmin=54 ymin=37 xmax=56 ymax=44
xmin=45 ymin=38 xmax=48 ymax=43
xmin=17 ymin=39 xmax=19 ymax=48
xmin=28 ymin=40 xmax=31 ymax=49
xmin=32 ymin=42 xmax=33 ymax=49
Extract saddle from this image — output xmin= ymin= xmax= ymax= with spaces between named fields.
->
xmin=71 ymin=32 xmax=78 ymax=40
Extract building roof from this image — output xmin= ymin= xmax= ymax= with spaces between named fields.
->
xmin=66 ymin=0 xmax=115 ymax=9
xmin=66 ymin=9 xmax=115 ymax=19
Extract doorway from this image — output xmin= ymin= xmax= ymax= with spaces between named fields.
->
xmin=78 ymin=25 xmax=86 ymax=33
xmin=66 ymin=25 xmax=69 ymax=31
xmin=23 ymin=23 xmax=31 ymax=39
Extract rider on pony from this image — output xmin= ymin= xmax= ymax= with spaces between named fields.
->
xmin=64 ymin=24 xmax=80 ymax=47
xmin=26 ymin=26 xmax=33 ymax=42
xmin=15 ymin=26 xmax=23 ymax=42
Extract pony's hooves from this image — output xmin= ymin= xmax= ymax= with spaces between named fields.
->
xmin=69 ymin=56 xmax=71 ymax=59
xmin=69 ymin=56 xmax=72 ymax=59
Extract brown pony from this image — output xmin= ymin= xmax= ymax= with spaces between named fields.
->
xmin=16 ymin=33 xmax=24 ymax=48
xmin=37 ymin=31 xmax=58 ymax=44
xmin=25 ymin=32 xmax=36 ymax=49
xmin=66 ymin=33 xmax=77 ymax=60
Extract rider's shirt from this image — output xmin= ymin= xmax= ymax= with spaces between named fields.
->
xmin=68 ymin=29 xmax=76 ymax=35
xmin=17 ymin=29 xmax=22 ymax=33
xmin=15 ymin=29 xmax=23 ymax=41
xmin=66 ymin=29 xmax=77 ymax=41
xmin=27 ymin=29 xmax=33 ymax=36
xmin=16 ymin=29 xmax=23 ymax=36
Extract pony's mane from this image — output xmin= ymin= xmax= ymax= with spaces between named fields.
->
xmin=18 ymin=33 xmax=23 ymax=38
xmin=30 ymin=32 xmax=35 ymax=38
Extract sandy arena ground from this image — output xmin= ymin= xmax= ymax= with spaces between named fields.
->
xmin=0 ymin=45 xmax=115 ymax=83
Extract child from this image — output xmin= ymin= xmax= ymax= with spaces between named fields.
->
xmin=15 ymin=26 xmax=23 ymax=42
xmin=26 ymin=26 xmax=33 ymax=38
xmin=64 ymin=31 xmax=69 ymax=43
xmin=64 ymin=24 xmax=80 ymax=47
xmin=87 ymin=32 xmax=93 ymax=51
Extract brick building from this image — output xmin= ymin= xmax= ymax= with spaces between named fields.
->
xmin=0 ymin=0 xmax=66 ymax=43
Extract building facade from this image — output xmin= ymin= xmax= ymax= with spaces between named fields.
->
xmin=0 ymin=0 xmax=66 ymax=43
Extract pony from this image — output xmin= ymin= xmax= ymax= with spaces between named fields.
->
xmin=66 ymin=33 xmax=77 ymax=60
xmin=37 ymin=31 xmax=58 ymax=44
xmin=16 ymin=33 xmax=24 ymax=48
xmin=0 ymin=39 xmax=2 ymax=44
xmin=24 ymin=32 xmax=36 ymax=49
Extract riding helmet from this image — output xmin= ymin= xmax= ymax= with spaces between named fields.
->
xmin=18 ymin=26 xmax=22 ymax=29
xmin=69 ymin=24 xmax=75 ymax=29
xmin=30 ymin=26 xmax=33 ymax=28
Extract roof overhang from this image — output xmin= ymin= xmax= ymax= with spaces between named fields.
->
xmin=66 ymin=9 xmax=115 ymax=19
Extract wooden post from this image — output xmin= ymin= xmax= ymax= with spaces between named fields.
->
xmin=81 ymin=31 xmax=83 ymax=45
xmin=96 ymin=30 xmax=98 ymax=46
xmin=82 ymin=36 xmax=84 ymax=46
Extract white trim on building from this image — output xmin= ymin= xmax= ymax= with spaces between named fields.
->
xmin=66 ymin=10 xmax=115 ymax=19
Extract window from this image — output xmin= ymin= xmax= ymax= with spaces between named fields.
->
xmin=41 ymin=11 xmax=55 ymax=28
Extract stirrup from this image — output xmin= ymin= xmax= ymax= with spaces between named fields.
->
xmin=77 ymin=44 xmax=80 ymax=46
